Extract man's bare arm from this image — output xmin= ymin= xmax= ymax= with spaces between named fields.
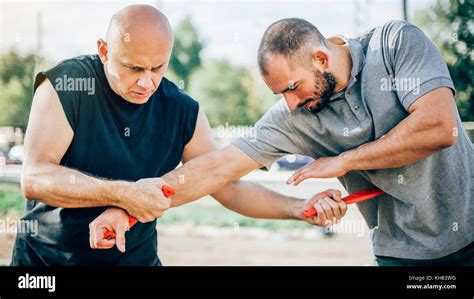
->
xmin=167 ymin=108 xmax=345 ymax=223
xmin=170 ymin=108 xmax=319 ymax=220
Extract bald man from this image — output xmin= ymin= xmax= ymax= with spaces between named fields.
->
xmin=12 ymin=6 xmax=345 ymax=266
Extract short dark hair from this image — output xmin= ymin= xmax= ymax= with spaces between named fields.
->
xmin=258 ymin=18 xmax=327 ymax=75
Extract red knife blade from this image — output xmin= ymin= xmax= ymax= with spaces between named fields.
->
xmin=301 ymin=187 xmax=383 ymax=218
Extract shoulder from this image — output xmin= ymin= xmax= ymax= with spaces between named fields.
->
xmin=34 ymin=55 xmax=98 ymax=92
xmin=50 ymin=54 xmax=98 ymax=75
xmin=158 ymin=77 xmax=199 ymax=110
xmin=379 ymin=20 xmax=427 ymax=46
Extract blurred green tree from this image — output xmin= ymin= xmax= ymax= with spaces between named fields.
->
xmin=415 ymin=0 xmax=474 ymax=121
xmin=188 ymin=59 xmax=278 ymax=127
xmin=168 ymin=17 xmax=204 ymax=90
xmin=0 ymin=51 xmax=37 ymax=131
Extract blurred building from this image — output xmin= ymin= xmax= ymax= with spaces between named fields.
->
xmin=0 ymin=127 xmax=23 ymax=149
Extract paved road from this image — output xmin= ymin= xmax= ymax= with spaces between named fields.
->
xmin=0 ymin=165 xmax=21 ymax=183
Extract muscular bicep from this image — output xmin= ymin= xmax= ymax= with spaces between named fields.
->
xmin=181 ymin=108 xmax=217 ymax=163
xmin=23 ymin=78 xmax=73 ymax=167
xmin=405 ymin=87 xmax=457 ymax=147
xmin=407 ymin=87 xmax=455 ymax=115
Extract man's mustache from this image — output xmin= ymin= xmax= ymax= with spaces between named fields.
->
xmin=297 ymin=98 xmax=317 ymax=108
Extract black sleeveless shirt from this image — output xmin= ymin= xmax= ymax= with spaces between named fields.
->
xmin=11 ymin=55 xmax=199 ymax=266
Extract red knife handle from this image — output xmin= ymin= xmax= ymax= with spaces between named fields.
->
xmin=301 ymin=188 xmax=383 ymax=218
xmin=102 ymin=184 xmax=175 ymax=239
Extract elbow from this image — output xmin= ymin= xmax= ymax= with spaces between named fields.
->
xmin=432 ymin=129 xmax=457 ymax=150
xmin=440 ymin=134 xmax=457 ymax=148
xmin=438 ymin=123 xmax=458 ymax=149
xmin=20 ymin=169 xmax=40 ymax=200
xmin=211 ymin=181 xmax=238 ymax=207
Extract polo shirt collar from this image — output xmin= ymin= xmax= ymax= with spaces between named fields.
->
xmin=341 ymin=36 xmax=366 ymax=88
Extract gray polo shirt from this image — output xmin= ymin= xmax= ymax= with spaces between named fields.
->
xmin=233 ymin=20 xmax=473 ymax=260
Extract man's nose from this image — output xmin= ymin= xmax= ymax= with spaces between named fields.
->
xmin=137 ymin=71 xmax=153 ymax=90
xmin=284 ymin=94 xmax=300 ymax=111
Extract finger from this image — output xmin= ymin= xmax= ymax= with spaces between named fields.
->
xmin=313 ymin=202 xmax=327 ymax=226
xmin=307 ymin=190 xmax=333 ymax=207
xmin=330 ymin=189 xmax=343 ymax=202
xmin=95 ymin=237 xmax=116 ymax=249
xmin=115 ymin=221 xmax=128 ymax=253
xmin=319 ymin=200 xmax=335 ymax=225
xmin=91 ymin=230 xmax=115 ymax=249
xmin=287 ymin=162 xmax=314 ymax=184
xmin=287 ymin=169 xmax=302 ymax=184
xmin=89 ymin=224 xmax=95 ymax=249
xmin=90 ymin=223 xmax=98 ymax=249
xmin=94 ymin=223 xmax=115 ymax=249
xmin=95 ymin=223 xmax=117 ymax=249
xmin=292 ymin=171 xmax=312 ymax=186
xmin=323 ymin=197 xmax=341 ymax=221
xmin=339 ymin=201 xmax=348 ymax=217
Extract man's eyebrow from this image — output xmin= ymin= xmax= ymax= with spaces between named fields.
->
xmin=274 ymin=81 xmax=299 ymax=95
xmin=121 ymin=62 xmax=163 ymax=69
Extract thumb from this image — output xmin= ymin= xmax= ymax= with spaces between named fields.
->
xmin=115 ymin=221 xmax=128 ymax=253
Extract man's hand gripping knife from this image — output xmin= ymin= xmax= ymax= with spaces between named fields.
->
xmin=102 ymin=184 xmax=175 ymax=239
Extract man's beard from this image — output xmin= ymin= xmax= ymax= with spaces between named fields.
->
xmin=300 ymin=71 xmax=337 ymax=114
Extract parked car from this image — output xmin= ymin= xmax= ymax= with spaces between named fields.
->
xmin=7 ymin=145 xmax=24 ymax=164
xmin=273 ymin=154 xmax=314 ymax=171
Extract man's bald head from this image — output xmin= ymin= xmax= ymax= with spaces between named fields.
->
xmin=97 ymin=4 xmax=173 ymax=104
xmin=105 ymin=4 xmax=172 ymax=52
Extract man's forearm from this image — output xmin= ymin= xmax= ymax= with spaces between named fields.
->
xmin=211 ymin=180 xmax=303 ymax=219
xmin=163 ymin=145 xmax=259 ymax=207
xmin=341 ymin=111 xmax=455 ymax=172
xmin=21 ymin=162 xmax=129 ymax=208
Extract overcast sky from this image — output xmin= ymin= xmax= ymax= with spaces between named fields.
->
xmin=1 ymin=0 xmax=434 ymax=68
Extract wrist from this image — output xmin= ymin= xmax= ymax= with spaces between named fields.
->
xmin=339 ymin=151 xmax=354 ymax=173
xmin=104 ymin=180 xmax=133 ymax=209
xmin=287 ymin=197 xmax=305 ymax=220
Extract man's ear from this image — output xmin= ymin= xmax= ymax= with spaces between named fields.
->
xmin=97 ymin=39 xmax=109 ymax=64
xmin=311 ymin=49 xmax=329 ymax=72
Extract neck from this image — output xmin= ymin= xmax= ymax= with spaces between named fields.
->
xmin=328 ymin=39 xmax=352 ymax=93
xmin=103 ymin=63 xmax=119 ymax=96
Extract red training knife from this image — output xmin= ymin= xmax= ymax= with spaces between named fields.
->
xmin=301 ymin=187 xmax=383 ymax=218
xmin=102 ymin=184 xmax=175 ymax=239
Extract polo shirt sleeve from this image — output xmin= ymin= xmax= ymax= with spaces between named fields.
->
xmin=232 ymin=99 xmax=308 ymax=170
xmin=388 ymin=22 xmax=455 ymax=111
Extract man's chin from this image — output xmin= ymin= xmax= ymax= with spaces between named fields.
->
xmin=123 ymin=94 xmax=152 ymax=105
